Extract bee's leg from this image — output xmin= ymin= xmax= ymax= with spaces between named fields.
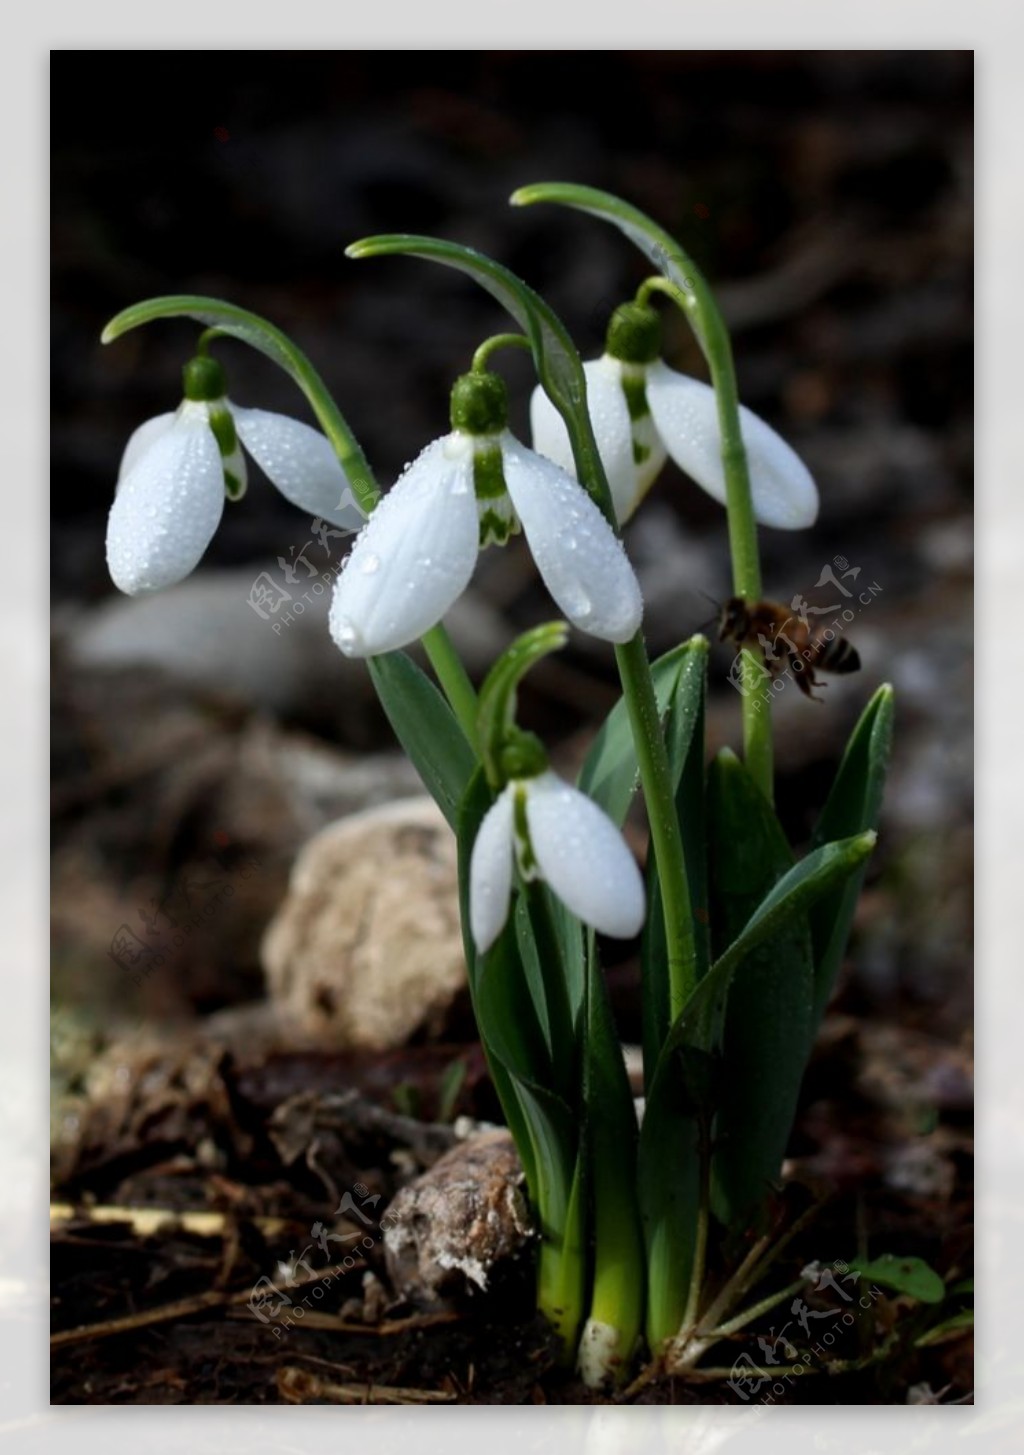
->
xmin=796 ymin=663 xmax=826 ymax=701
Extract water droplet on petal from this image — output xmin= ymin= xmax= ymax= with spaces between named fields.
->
xmin=335 ymin=620 xmax=360 ymax=653
xmin=360 ymin=552 xmax=381 ymax=575
xmin=562 ymin=583 xmax=593 ymax=621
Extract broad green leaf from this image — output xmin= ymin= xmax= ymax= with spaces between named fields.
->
xmin=851 ymin=1253 xmax=945 ymax=1304
xmin=637 ymin=1038 xmax=706 ymax=1350
xmin=101 ymin=294 xmax=378 ymax=513
xmin=656 ymin=827 xmax=878 ymax=1066
xmin=706 ymin=749 xmax=813 ymax=1226
xmin=515 ymin=888 xmax=579 ymax=1101
xmin=581 ymin=931 xmax=645 ymax=1359
xmin=546 ymin=892 xmax=586 ymax=1035
xmin=639 ymin=823 xmax=876 ymax=1338
xmin=367 ymin=651 xmax=476 ymax=830
xmin=809 ymin=684 xmax=894 ymax=1025
xmin=640 ymin=638 xmax=710 ymax=1085
xmin=915 ymin=1308 xmax=974 ymax=1347
xmin=578 ymin=638 xmax=704 ymax=825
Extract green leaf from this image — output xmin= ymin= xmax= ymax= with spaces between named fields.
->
xmin=915 ymin=1308 xmax=974 ymax=1347
xmin=581 ymin=930 xmax=645 ymax=1359
xmin=706 ymin=749 xmax=813 ymax=1226
xmin=852 ymin=1253 xmax=946 ymax=1304
xmin=640 ymin=638 xmax=710 ymax=1084
xmin=367 ymin=651 xmax=476 ymax=831
xmin=101 ymin=294 xmax=378 ymax=514
xmin=637 ymin=1036 xmax=706 ymax=1350
xmin=659 ymin=826 xmax=878 ymax=1066
xmin=346 ymin=233 xmax=616 ymax=523
xmin=809 ymin=684 xmax=894 ymax=1025
xmin=639 ymin=821 xmax=876 ymax=1341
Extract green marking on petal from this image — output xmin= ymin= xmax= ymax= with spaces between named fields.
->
xmin=472 ymin=441 xmax=508 ymax=500
xmin=478 ymin=506 xmax=519 ymax=547
xmin=632 ymin=440 xmax=652 ymax=465
xmin=207 ymin=402 xmax=238 ymax=456
xmin=512 ymin=783 xmax=538 ymax=877
xmin=620 ymin=368 xmax=651 ymax=423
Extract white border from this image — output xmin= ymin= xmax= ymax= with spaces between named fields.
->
xmin=11 ymin=7 xmax=1013 ymax=1451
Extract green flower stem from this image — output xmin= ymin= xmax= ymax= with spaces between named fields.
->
xmin=104 ymin=299 xmax=480 ymax=743
xmin=103 ymin=301 xmax=381 ymax=518
xmin=637 ymin=275 xmax=772 ymax=800
xmin=477 ymin=622 xmax=569 ymax=789
xmin=510 ymin=186 xmax=774 ymax=799
xmin=471 ymin=332 xmax=532 ymax=373
xmin=420 ymin=626 xmax=480 ymax=752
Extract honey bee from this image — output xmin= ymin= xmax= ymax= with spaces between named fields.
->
xmin=718 ymin=596 xmax=861 ymax=701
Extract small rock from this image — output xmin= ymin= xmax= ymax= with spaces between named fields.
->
xmin=261 ymin=797 xmax=466 ymax=1051
xmin=383 ymin=1129 xmax=531 ymax=1305
xmin=66 ymin=570 xmax=507 ymax=731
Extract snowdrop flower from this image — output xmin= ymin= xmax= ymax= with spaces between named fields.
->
xmin=470 ymin=769 xmax=646 ymax=954
xmin=328 ymin=370 xmax=642 ymax=658
xmin=106 ymin=354 xmax=364 ymax=595
xmin=530 ymin=302 xmax=818 ymax=530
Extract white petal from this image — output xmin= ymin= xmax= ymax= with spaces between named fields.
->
xmin=529 ymin=356 xmax=653 ymax=523
xmin=106 ymin=410 xmax=224 ymax=594
xmin=500 ymin=433 xmax=643 ymax=644
xmin=328 ymin=434 xmax=479 ymax=657
xmin=469 ymin=786 xmax=515 ymax=954
xmin=231 ymin=405 xmax=365 ymax=530
xmin=117 ymin=412 xmax=177 ymax=484
xmin=524 ymin=772 xmax=645 ymax=940
xmin=646 ymin=362 xmax=819 ymax=529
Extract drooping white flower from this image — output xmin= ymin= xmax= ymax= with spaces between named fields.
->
xmin=530 ymin=302 xmax=819 ymax=529
xmin=469 ymin=769 xmax=646 ymax=954
xmin=328 ymin=370 xmax=643 ymax=658
xmin=106 ymin=355 xmax=364 ymax=595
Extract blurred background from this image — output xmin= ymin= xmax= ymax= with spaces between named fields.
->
xmin=51 ymin=49 xmax=972 ymax=1051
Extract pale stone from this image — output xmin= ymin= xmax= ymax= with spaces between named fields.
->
xmin=382 ymin=1129 xmax=531 ymax=1304
xmin=261 ymin=797 xmax=466 ymax=1051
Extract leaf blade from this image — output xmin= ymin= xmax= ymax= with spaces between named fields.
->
xmin=705 ymin=750 xmax=812 ymax=1226
xmin=367 ymin=651 xmax=476 ymax=831
xmin=809 ymin=684 xmax=894 ymax=1024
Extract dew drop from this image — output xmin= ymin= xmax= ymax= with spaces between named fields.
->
xmin=360 ymin=552 xmax=381 ymax=575
xmin=562 ymin=583 xmax=593 ymax=621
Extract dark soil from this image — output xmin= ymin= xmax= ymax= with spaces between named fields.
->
xmin=50 ymin=999 xmax=973 ymax=1405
